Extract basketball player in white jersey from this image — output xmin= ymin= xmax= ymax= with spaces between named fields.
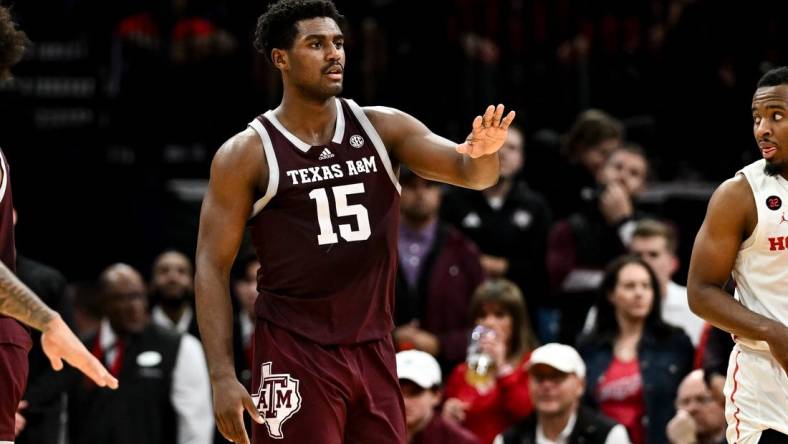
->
xmin=688 ymin=66 xmax=788 ymax=443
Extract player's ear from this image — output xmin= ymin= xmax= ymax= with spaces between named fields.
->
xmin=271 ymin=49 xmax=287 ymax=70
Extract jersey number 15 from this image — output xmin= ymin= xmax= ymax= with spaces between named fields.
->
xmin=308 ymin=183 xmax=371 ymax=245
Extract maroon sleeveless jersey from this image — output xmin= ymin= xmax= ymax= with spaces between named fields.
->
xmin=0 ymin=148 xmax=31 ymax=347
xmin=248 ymin=98 xmax=401 ymax=345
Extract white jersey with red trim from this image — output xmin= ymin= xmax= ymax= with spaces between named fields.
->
xmin=732 ymin=159 xmax=788 ymax=352
xmin=723 ymin=159 xmax=788 ymax=442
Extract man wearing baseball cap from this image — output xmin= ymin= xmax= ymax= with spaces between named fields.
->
xmin=497 ymin=343 xmax=630 ymax=444
xmin=397 ymin=350 xmax=479 ymax=444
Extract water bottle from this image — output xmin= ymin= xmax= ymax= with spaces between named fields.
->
xmin=465 ymin=325 xmax=495 ymax=387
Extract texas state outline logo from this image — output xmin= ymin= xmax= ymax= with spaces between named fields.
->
xmin=251 ymin=362 xmax=302 ymax=439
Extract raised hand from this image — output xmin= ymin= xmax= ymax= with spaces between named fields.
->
xmin=456 ymin=104 xmax=516 ymax=159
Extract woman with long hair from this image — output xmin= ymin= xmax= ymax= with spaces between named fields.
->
xmin=442 ymin=279 xmax=539 ymax=444
xmin=578 ymin=255 xmax=693 ymax=444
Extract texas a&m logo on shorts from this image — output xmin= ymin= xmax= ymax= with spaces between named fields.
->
xmin=251 ymin=362 xmax=302 ymax=439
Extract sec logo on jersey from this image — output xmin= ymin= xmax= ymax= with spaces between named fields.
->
xmin=349 ymin=134 xmax=365 ymax=149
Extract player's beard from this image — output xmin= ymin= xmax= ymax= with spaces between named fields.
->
xmin=764 ymin=159 xmax=783 ymax=177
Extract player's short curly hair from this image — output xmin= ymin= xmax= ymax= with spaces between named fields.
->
xmin=0 ymin=6 xmax=30 ymax=80
xmin=757 ymin=66 xmax=788 ymax=88
xmin=253 ymin=0 xmax=344 ymax=64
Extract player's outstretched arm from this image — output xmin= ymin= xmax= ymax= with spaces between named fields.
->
xmin=0 ymin=260 xmax=118 ymax=388
xmin=0 ymin=259 xmax=55 ymax=330
xmin=195 ymin=129 xmax=264 ymax=444
xmin=366 ymin=104 xmax=515 ymax=190
xmin=687 ymin=176 xmax=788 ymax=371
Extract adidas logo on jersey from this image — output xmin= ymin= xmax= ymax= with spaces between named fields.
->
xmin=318 ymin=148 xmax=335 ymax=160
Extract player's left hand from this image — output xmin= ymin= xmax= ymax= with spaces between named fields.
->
xmin=456 ymin=104 xmax=516 ymax=158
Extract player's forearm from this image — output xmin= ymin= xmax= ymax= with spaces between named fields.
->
xmin=687 ymin=283 xmax=783 ymax=343
xmin=0 ymin=260 xmax=56 ymax=331
xmin=458 ymin=152 xmax=500 ymax=190
xmin=195 ymin=264 xmax=237 ymax=382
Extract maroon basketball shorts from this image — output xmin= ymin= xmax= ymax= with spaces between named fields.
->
xmin=250 ymin=321 xmax=406 ymax=444
xmin=0 ymin=343 xmax=29 ymax=441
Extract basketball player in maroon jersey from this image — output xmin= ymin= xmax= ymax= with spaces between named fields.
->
xmin=0 ymin=7 xmax=118 ymax=443
xmin=195 ymin=1 xmax=515 ymax=443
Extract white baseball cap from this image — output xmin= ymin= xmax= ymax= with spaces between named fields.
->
xmin=396 ymin=350 xmax=442 ymax=389
xmin=528 ymin=343 xmax=586 ymax=378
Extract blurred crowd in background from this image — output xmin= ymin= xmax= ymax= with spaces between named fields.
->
xmin=2 ymin=0 xmax=788 ymax=278
xmin=2 ymin=0 xmax=786 ymax=443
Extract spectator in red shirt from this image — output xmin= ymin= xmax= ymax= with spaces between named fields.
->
xmin=397 ymin=350 xmax=479 ymax=444
xmin=443 ymin=279 xmax=539 ymax=444
xmin=577 ymin=255 xmax=693 ymax=444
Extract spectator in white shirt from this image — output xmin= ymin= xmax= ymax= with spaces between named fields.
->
xmin=149 ymin=250 xmax=201 ymax=338
xmin=628 ymin=219 xmax=705 ymax=345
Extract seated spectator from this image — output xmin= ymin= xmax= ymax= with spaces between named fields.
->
xmin=531 ymin=109 xmax=624 ymax=219
xmin=395 ymin=167 xmax=485 ymax=373
xmin=441 ymin=124 xmax=552 ymax=335
xmin=443 ymin=279 xmax=539 ymax=444
xmin=548 ymin=144 xmax=649 ymax=343
xmin=666 ymin=370 xmax=725 ymax=444
xmin=578 ymin=255 xmax=693 ymax=444
xmin=584 ymin=219 xmax=706 ymax=345
xmin=497 ymin=343 xmax=630 ymax=444
xmin=396 ymin=350 xmax=479 ymax=444
xmin=27 ymin=264 xmax=214 ymax=444
xmin=149 ymin=250 xmax=200 ymax=338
